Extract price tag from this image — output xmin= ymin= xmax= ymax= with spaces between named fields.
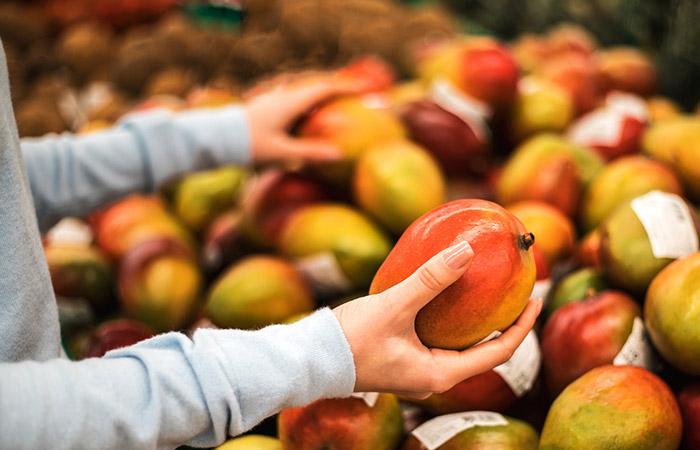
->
xmin=295 ymin=252 xmax=353 ymax=296
xmin=412 ymin=411 xmax=508 ymax=449
xmin=493 ymin=330 xmax=541 ymax=397
xmin=350 ymin=392 xmax=379 ymax=408
xmin=567 ymin=108 xmax=622 ymax=147
xmin=631 ymin=191 xmax=699 ymax=259
xmin=45 ymin=218 xmax=94 ymax=247
xmin=606 ymin=92 xmax=648 ymax=121
xmin=613 ymin=317 xmax=657 ymax=370
xmin=431 ymin=79 xmax=491 ymax=142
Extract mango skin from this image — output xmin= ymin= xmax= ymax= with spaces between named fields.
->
xmin=546 ymin=268 xmax=608 ymax=317
xmin=580 ymin=156 xmax=683 ymax=231
xmin=405 ymin=370 xmax=517 ymax=415
xmin=642 ymin=116 xmax=700 ymax=200
xmin=354 ymin=140 xmax=446 ymax=234
xmin=299 ymin=96 xmax=406 ymax=163
xmin=497 ymin=134 xmax=604 ymax=217
xmin=511 ymin=77 xmax=574 ymax=140
xmin=541 ymin=291 xmax=639 ymax=395
xmin=173 ymin=165 xmax=248 ymax=231
xmin=402 ymin=415 xmax=538 ymax=450
xmin=599 ymin=200 xmax=699 ymax=294
xmin=279 ymin=203 xmax=391 ymax=289
xmin=645 ymin=253 xmax=700 ymax=375
xmin=540 ymin=365 xmax=682 ymax=450
xmin=205 ymin=256 xmax=314 ymax=329
xmin=371 ymin=199 xmax=536 ymax=349
xmin=216 ymin=435 xmax=281 ymax=450
xmin=118 ymin=239 xmax=202 ymax=332
xmin=507 ymin=201 xmax=575 ymax=266
xmin=278 ymin=394 xmax=402 ymax=450
xmin=45 ymin=244 xmax=115 ymax=311
xmin=678 ymin=383 xmax=700 ymax=449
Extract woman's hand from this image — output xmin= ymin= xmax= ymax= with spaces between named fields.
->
xmin=243 ymin=72 xmax=368 ymax=164
xmin=333 ymin=241 xmax=543 ymax=398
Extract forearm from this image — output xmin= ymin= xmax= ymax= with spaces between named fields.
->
xmin=21 ymin=106 xmax=251 ymax=232
xmin=0 ymin=309 xmax=354 ymax=450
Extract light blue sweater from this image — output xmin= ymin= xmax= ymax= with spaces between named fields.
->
xmin=0 ymin=42 xmax=356 ymax=449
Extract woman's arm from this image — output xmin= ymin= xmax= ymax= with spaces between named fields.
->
xmin=22 ymin=107 xmax=251 ymax=232
xmin=0 ymin=309 xmax=354 ymax=450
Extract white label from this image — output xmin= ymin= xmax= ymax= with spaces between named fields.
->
xmin=45 ymin=218 xmax=94 ymax=247
xmin=351 ymin=392 xmax=379 ymax=408
xmin=476 ymin=330 xmax=502 ymax=345
xmin=631 ymin=191 xmax=699 ymax=259
xmin=294 ymin=252 xmax=353 ymax=296
xmin=606 ymin=91 xmax=648 ymax=122
xmin=493 ymin=330 xmax=541 ymax=397
xmin=430 ymin=79 xmax=491 ymax=142
xmin=412 ymin=411 xmax=508 ymax=449
xmin=613 ymin=317 xmax=657 ymax=369
xmin=531 ymin=279 xmax=552 ymax=302
xmin=567 ymin=108 xmax=623 ymax=147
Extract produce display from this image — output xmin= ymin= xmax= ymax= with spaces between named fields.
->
xmin=4 ymin=1 xmax=700 ymax=449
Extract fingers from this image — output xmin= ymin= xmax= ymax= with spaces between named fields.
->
xmin=270 ymin=137 xmax=343 ymax=163
xmin=381 ymin=240 xmax=474 ymax=313
xmin=277 ymin=76 xmax=367 ymax=121
xmin=435 ymin=298 xmax=542 ymax=386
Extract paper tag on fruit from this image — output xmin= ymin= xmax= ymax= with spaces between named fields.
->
xmin=295 ymin=252 xmax=353 ymax=297
xmin=350 ymin=392 xmax=379 ymax=408
xmin=412 ymin=411 xmax=508 ymax=449
xmin=531 ymin=279 xmax=552 ymax=302
xmin=493 ymin=330 xmax=541 ymax=397
xmin=431 ymin=78 xmax=491 ymax=141
xmin=567 ymin=108 xmax=623 ymax=147
xmin=45 ymin=218 xmax=94 ymax=247
xmin=605 ymin=92 xmax=648 ymax=122
xmin=631 ymin=191 xmax=699 ymax=259
xmin=613 ymin=317 xmax=657 ymax=369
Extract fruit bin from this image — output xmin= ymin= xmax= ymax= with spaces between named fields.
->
xmin=3 ymin=0 xmax=700 ymax=449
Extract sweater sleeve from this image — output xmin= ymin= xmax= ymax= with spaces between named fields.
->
xmin=21 ymin=106 xmax=251 ymax=232
xmin=0 ymin=308 xmax=356 ymax=450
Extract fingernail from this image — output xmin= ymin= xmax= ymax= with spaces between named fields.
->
xmin=444 ymin=240 xmax=474 ymax=269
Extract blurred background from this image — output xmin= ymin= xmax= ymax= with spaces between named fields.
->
xmin=2 ymin=0 xmax=699 ymax=138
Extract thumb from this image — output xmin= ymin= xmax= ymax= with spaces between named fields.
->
xmin=382 ymin=240 xmax=474 ymax=313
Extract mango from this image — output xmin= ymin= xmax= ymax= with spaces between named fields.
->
xmin=546 ymin=267 xmax=607 ymax=317
xmin=538 ymin=53 xmax=604 ymax=114
xmin=173 ymin=165 xmax=248 ymax=232
xmin=541 ymin=290 xmax=642 ymax=395
xmin=45 ymin=244 xmax=115 ymax=312
xmin=497 ymin=134 xmax=604 ymax=217
xmin=540 ymin=366 xmax=682 ymax=450
xmin=645 ymin=252 xmax=700 ymax=375
xmin=298 ymin=96 xmax=405 ymax=181
xmin=418 ymin=37 xmax=519 ymax=111
xmin=400 ymin=99 xmax=489 ymax=176
xmin=241 ymin=169 xmax=332 ymax=248
xmin=646 ymin=97 xmax=682 ymax=123
xmin=511 ymin=77 xmax=574 ymax=140
xmin=354 ymin=140 xmax=446 ymax=234
xmin=278 ymin=394 xmax=402 ymax=450
xmin=642 ymin=117 xmax=700 ymax=199
xmin=576 ymin=228 xmax=603 ymax=270
xmin=678 ymin=383 xmax=700 ymax=450
xmin=83 ymin=319 xmax=154 ymax=358
xmin=216 ymin=435 xmax=281 ymax=450
xmin=403 ymin=412 xmax=538 ymax=450
xmin=201 ymin=211 xmax=244 ymax=276
xmin=118 ymin=238 xmax=202 ymax=332
xmin=93 ymin=195 xmax=194 ymax=259
xmin=205 ymin=255 xmax=314 ymax=329
xmin=371 ymin=199 xmax=535 ymax=349
xmin=596 ymin=47 xmax=656 ymax=96
xmin=279 ymin=203 xmax=391 ymax=292
xmin=580 ymin=156 xmax=683 ymax=231
xmin=599 ymin=195 xmax=700 ymax=294
xmin=507 ymin=201 xmax=575 ymax=267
